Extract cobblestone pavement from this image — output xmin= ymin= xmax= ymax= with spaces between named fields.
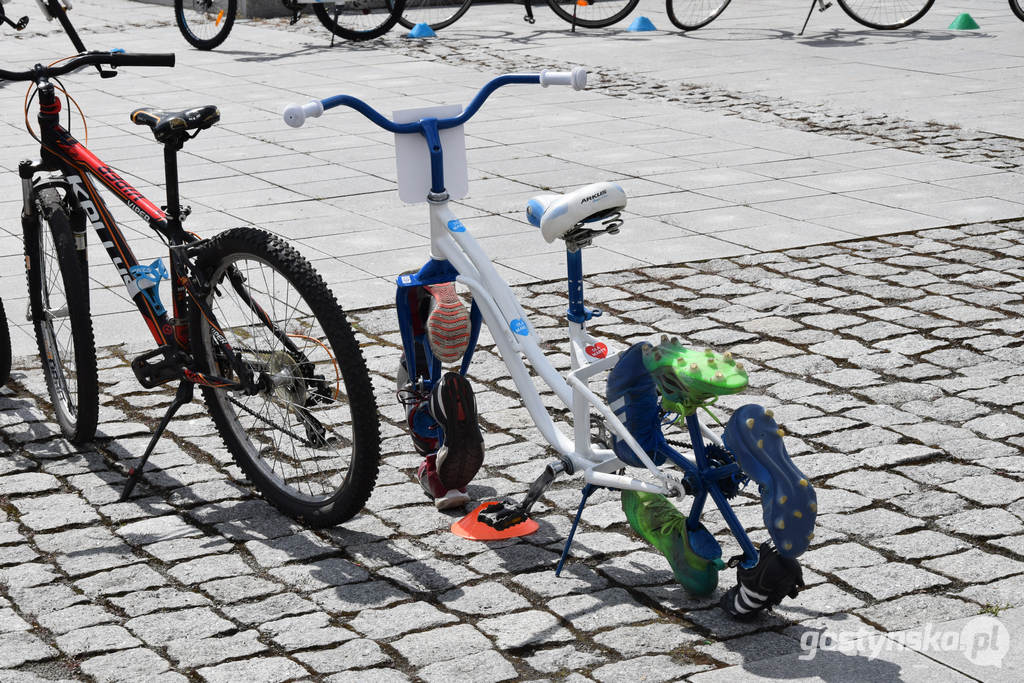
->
xmin=3 ymin=221 xmax=1024 ymax=681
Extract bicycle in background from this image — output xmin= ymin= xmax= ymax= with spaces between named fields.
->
xmin=2 ymin=51 xmax=381 ymax=526
xmin=393 ymin=0 xmax=637 ymax=32
xmin=668 ymin=0 xmax=935 ymax=32
xmin=175 ymin=0 xmax=407 ymax=50
xmin=0 ymin=299 xmax=10 ymax=387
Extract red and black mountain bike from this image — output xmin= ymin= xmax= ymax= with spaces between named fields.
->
xmin=1 ymin=52 xmax=380 ymax=526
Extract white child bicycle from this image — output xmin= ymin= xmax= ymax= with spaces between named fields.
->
xmin=284 ymin=70 xmax=818 ymax=617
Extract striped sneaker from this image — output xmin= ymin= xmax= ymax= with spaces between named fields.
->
xmin=423 ymin=282 xmax=470 ymax=365
xmin=430 ymin=372 xmax=484 ymax=491
xmin=720 ymin=542 xmax=805 ymax=620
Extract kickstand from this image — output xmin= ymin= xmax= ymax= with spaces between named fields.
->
xmin=121 ymin=381 xmax=194 ymax=501
xmin=555 ymin=483 xmax=597 ymax=576
xmin=800 ymin=0 xmax=829 ymax=35
xmin=330 ymin=6 xmax=341 ymax=47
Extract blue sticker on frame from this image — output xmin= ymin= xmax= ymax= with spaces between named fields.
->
xmin=509 ymin=319 xmax=529 ymax=336
xmin=447 ymin=219 xmax=466 ymax=233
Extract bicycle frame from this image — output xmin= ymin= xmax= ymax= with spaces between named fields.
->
xmin=288 ymin=70 xmax=761 ymax=566
xmin=21 ymin=85 xmax=266 ymax=393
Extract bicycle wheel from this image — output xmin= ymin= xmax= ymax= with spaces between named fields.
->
xmin=174 ymin=0 xmax=236 ymax=50
xmin=0 ymin=298 xmax=11 ymax=387
xmin=547 ymin=0 xmax=639 ymax=29
xmin=390 ymin=0 xmax=472 ymax=31
xmin=313 ymin=0 xmax=407 ymax=41
xmin=666 ymin=0 xmax=732 ymax=30
xmin=190 ymin=227 xmax=380 ymax=527
xmin=24 ymin=188 xmax=99 ymax=443
xmin=1011 ymin=0 xmax=1024 ymax=22
xmin=836 ymin=0 xmax=934 ymax=29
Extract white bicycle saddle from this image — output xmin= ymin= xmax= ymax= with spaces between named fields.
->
xmin=526 ymin=181 xmax=627 ymax=243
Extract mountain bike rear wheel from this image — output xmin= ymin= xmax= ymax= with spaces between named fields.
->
xmin=313 ymin=0 xmax=407 ymax=41
xmin=174 ymin=0 xmax=236 ymax=50
xmin=547 ymin=0 xmax=639 ymax=29
xmin=836 ymin=0 xmax=934 ymax=29
xmin=0 ymin=298 xmax=11 ymax=387
xmin=24 ymin=188 xmax=98 ymax=443
xmin=390 ymin=0 xmax=472 ymax=30
xmin=190 ymin=227 xmax=380 ymax=527
xmin=665 ymin=0 xmax=732 ymax=30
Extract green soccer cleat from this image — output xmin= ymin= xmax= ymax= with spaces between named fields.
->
xmin=621 ymin=489 xmax=725 ymax=596
xmin=642 ymin=337 xmax=748 ymax=415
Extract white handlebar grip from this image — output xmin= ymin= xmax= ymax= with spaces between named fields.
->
xmin=539 ymin=67 xmax=587 ymax=90
xmin=283 ymin=100 xmax=324 ymax=128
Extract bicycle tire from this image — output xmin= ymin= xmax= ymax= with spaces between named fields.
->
xmin=836 ymin=0 xmax=934 ymax=29
xmin=190 ymin=227 xmax=380 ymax=527
xmin=665 ymin=0 xmax=732 ymax=30
xmin=25 ymin=188 xmax=99 ymax=443
xmin=1011 ymin=0 xmax=1024 ymax=22
xmin=313 ymin=0 xmax=407 ymax=41
xmin=0 ymin=298 xmax=10 ymax=387
xmin=174 ymin=0 xmax=237 ymax=50
xmin=390 ymin=0 xmax=472 ymax=31
xmin=547 ymin=0 xmax=638 ymax=29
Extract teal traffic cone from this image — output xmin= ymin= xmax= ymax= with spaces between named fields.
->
xmin=627 ymin=16 xmax=657 ymax=32
xmin=948 ymin=13 xmax=979 ymax=29
xmin=407 ymin=22 xmax=436 ymax=38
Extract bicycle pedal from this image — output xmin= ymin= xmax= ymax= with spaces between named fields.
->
xmin=131 ymin=346 xmax=183 ymax=388
xmin=452 ymin=501 xmax=538 ymax=541
xmin=476 ymin=501 xmax=528 ymax=530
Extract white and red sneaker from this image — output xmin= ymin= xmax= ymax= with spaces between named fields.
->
xmin=417 ymin=455 xmax=470 ymax=511
xmin=423 ymin=282 xmax=470 ymax=365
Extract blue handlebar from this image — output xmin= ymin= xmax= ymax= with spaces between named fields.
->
xmin=320 ymin=74 xmax=542 ymax=134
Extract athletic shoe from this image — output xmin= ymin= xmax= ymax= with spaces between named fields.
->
xmin=423 ymin=282 xmax=470 ymax=365
xmin=430 ymin=371 xmax=484 ymax=491
xmin=417 ymin=455 xmax=469 ymax=511
xmin=720 ymin=542 xmax=805 ymax=620
xmin=722 ymin=404 xmax=817 ymax=558
xmin=621 ymin=489 xmax=724 ymax=596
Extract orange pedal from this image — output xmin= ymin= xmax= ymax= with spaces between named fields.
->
xmin=451 ymin=502 xmax=539 ymax=541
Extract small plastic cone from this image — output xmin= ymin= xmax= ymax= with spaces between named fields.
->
xmin=948 ymin=13 xmax=979 ymax=30
xmin=577 ymin=0 xmax=589 ymax=6
xmin=452 ymin=501 xmax=539 ymax=540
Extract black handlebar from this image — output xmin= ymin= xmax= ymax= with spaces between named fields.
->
xmin=0 ymin=51 xmax=175 ymax=82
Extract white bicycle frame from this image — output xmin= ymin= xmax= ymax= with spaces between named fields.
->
xmin=425 ymin=197 xmax=725 ymax=499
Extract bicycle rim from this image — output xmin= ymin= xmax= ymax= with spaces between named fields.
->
xmin=836 ymin=0 xmax=935 ymax=29
xmin=391 ymin=0 xmax=472 ymax=30
xmin=666 ymin=0 xmax=732 ymax=30
xmin=313 ymin=0 xmax=406 ymax=40
xmin=193 ymin=229 xmax=379 ymax=526
xmin=174 ymin=0 xmax=236 ymax=50
xmin=27 ymin=191 xmax=98 ymax=442
xmin=547 ymin=0 xmax=639 ymax=29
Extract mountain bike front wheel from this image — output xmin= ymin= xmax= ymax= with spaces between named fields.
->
xmin=665 ymin=0 xmax=732 ymax=30
xmin=547 ymin=0 xmax=639 ymax=29
xmin=174 ymin=0 xmax=237 ymax=50
xmin=836 ymin=0 xmax=934 ymax=29
xmin=0 ymin=298 xmax=11 ymax=387
xmin=390 ymin=0 xmax=472 ymax=31
xmin=24 ymin=188 xmax=99 ymax=443
xmin=190 ymin=227 xmax=381 ymax=527
xmin=313 ymin=0 xmax=407 ymax=41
